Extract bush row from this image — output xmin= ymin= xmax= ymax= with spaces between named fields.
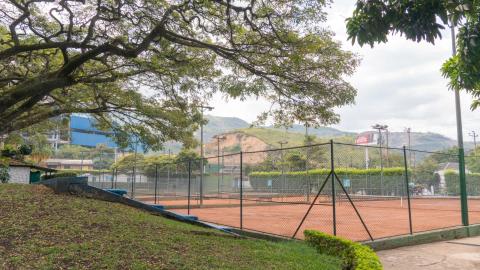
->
xmin=248 ymin=168 xmax=407 ymax=196
xmin=304 ymin=230 xmax=382 ymax=270
xmin=444 ymin=170 xmax=480 ymax=195
xmin=41 ymin=171 xmax=78 ymax=180
xmin=249 ymin=167 xmax=406 ymax=178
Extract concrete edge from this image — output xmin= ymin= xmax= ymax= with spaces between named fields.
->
xmin=364 ymin=224 xmax=480 ymax=251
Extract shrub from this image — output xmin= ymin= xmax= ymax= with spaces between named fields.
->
xmin=18 ymin=144 xmax=32 ymax=155
xmin=304 ymin=230 xmax=382 ymax=270
xmin=1 ymin=146 xmax=17 ymax=158
xmin=42 ymin=171 xmax=78 ymax=180
xmin=444 ymin=170 xmax=480 ymax=195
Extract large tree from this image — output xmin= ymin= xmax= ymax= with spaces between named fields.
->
xmin=1 ymin=0 xmax=358 ymax=150
xmin=346 ymin=1 xmax=480 ymax=109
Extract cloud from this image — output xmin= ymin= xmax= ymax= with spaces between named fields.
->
xmin=209 ymin=0 xmax=479 ymax=141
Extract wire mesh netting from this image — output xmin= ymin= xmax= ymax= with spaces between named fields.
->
xmin=406 ymin=149 xmax=463 ymax=232
xmin=85 ymin=141 xmax=479 ymax=242
xmin=463 ymin=154 xmax=480 ymax=224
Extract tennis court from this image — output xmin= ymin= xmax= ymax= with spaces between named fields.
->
xmin=95 ymin=141 xmax=480 ymax=241
xmin=135 ymin=194 xmax=480 ymax=241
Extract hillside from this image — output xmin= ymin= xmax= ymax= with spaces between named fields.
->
xmin=196 ymin=115 xmax=250 ymax=141
xmin=237 ymin=127 xmax=355 ymax=148
xmin=387 ymin=132 xmax=460 ymax=151
xmin=0 ymin=184 xmax=341 ymax=269
xmin=166 ymin=115 xmax=471 ymax=155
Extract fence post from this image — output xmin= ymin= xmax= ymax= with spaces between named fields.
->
xmin=403 ymin=146 xmax=413 ymax=235
xmin=111 ymin=169 xmax=114 ymax=189
xmin=330 ymin=140 xmax=336 ymax=236
xmin=458 ymin=148 xmax=469 ymax=226
xmin=154 ymin=164 xmax=158 ymax=205
xmin=131 ymin=166 xmax=136 ymax=198
xmin=240 ymin=151 xmax=243 ymax=230
xmin=188 ymin=160 xmax=191 ymax=215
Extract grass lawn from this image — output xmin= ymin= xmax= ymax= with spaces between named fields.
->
xmin=0 ymin=184 xmax=342 ymax=269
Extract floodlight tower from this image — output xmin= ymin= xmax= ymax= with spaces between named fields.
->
xmin=197 ymin=105 xmax=213 ymax=205
xmin=372 ymin=124 xmax=387 ymax=195
xmin=278 ymin=140 xmax=288 ymax=198
xmin=404 ymin=127 xmax=413 ymax=166
xmin=214 ymin=134 xmax=226 ymax=195
xmin=372 ymin=124 xmax=388 ymax=168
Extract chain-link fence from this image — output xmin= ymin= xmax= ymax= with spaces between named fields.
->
xmin=87 ymin=141 xmax=478 ymax=241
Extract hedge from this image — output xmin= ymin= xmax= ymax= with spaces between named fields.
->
xmin=249 ymin=167 xmax=406 ymax=178
xmin=304 ymin=230 xmax=382 ymax=270
xmin=42 ymin=171 xmax=78 ymax=180
xmin=444 ymin=170 xmax=480 ymax=195
xmin=249 ymin=168 xmax=407 ymax=196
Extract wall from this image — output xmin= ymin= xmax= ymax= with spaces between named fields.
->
xmin=8 ymin=167 xmax=30 ymax=184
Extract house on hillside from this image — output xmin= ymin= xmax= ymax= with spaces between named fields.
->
xmin=4 ymin=159 xmax=56 ymax=184
xmin=44 ymin=158 xmax=94 ymax=170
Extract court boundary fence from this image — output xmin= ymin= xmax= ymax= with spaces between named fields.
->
xmin=96 ymin=140 xmax=475 ymax=241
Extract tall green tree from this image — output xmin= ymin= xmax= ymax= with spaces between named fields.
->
xmin=346 ymin=1 xmax=480 ymax=108
xmin=1 ymin=0 xmax=358 ymax=150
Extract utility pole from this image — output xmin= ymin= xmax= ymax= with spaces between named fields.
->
xmin=451 ymin=17 xmax=469 ymax=226
xmin=198 ymin=105 xmax=213 ymax=205
xmin=469 ymin=131 xmax=478 ymax=153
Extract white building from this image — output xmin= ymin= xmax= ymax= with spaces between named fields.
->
xmin=5 ymin=159 xmax=56 ymax=184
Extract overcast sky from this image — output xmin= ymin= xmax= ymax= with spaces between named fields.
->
xmin=208 ymin=0 xmax=480 ymax=141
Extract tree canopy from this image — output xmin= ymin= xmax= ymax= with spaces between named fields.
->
xmin=346 ymin=1 xmax=480 ymax=109
xmin=0 ymin=0 xmax=359 ymax=150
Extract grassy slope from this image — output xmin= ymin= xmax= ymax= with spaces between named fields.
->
xmin=0 ymin=184 xmax=341 ymax=270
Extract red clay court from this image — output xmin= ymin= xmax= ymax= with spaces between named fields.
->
xmin=136 ymin=194 xmax=480 ymax=241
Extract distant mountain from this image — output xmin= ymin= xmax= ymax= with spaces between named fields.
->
xmin=195 ymin=115 xmax=250 ymax=141
xmin=388 ymin=132 xmax=458 ymax=151
xmin=166 ymin=115 xmax=473 ymax=154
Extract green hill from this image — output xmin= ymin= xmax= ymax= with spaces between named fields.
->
xmin=0 ymin=184 xmax=341 ymax=269
xmin=167 ymin=115 xmax=472 ymax=154
xmin=237 ymin=127 xmax=355 ymax=148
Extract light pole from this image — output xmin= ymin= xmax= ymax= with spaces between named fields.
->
xmin=304 ymin=123 xmax=312 ymax=202
xmin=278 ymin=140 xmax=288 ymax=199
xmin=197 ymin=105 xmax=213 ymax=205
xmin=131 ymin=138 xmax=139 ymax=199
xmin=385 ymin=127 xmax=390 ymax=167
xmin=372 ymin=124 xmax=388 ymax=168
xmin=405 ymin=127 xmax=413 ymax=166
xmin=372 ymin=124 xmax=388 ymax=195
xmin=215 ymin=135 xmax=226 ymax=195
xmin=450 ymin=17 xmax=469 ymax=226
